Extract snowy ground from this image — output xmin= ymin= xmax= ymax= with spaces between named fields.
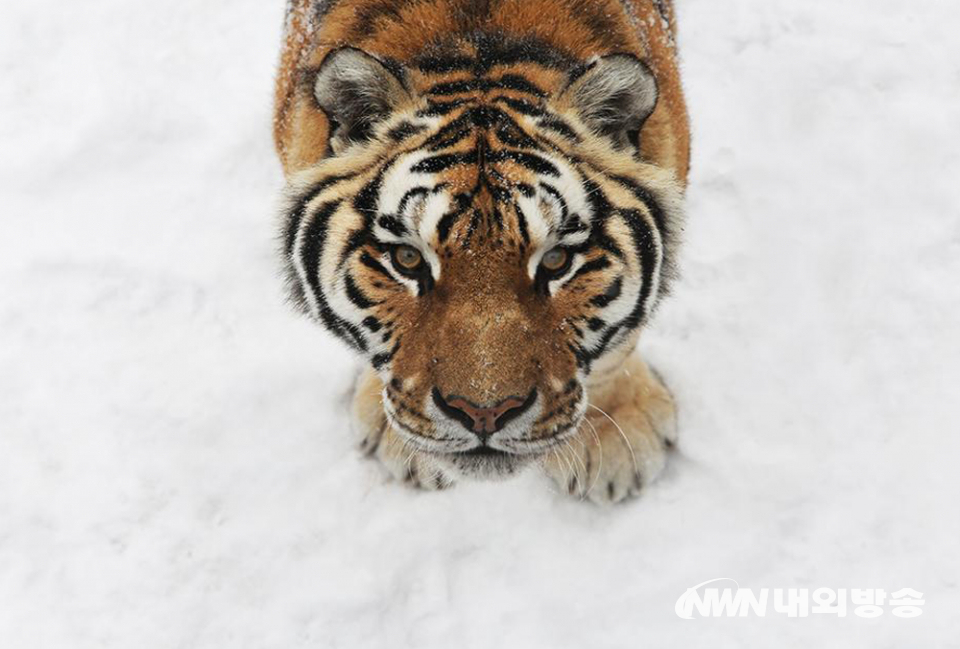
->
xmin=2 ymin=0 xmax=959 ymax=647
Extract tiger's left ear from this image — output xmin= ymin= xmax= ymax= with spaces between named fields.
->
xmin=563 ymin=55 xmax=659 ymax=150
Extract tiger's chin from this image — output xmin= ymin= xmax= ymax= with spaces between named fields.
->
xmin=433 ymin=447 xmax=537 ymax=481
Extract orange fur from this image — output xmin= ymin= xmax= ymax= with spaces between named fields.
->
xmin=274 ymin=0 xmax=689 ymax=501
xmin=275 ymin=0 xmax=689 ymax=182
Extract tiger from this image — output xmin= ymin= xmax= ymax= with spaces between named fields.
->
xmin=274 ymin=0 xmax=690 ymax=503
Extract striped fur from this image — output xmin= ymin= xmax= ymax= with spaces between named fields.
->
xmin=274 ymin=0 xmax=689 ymax=484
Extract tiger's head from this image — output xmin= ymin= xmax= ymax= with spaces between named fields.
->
xmin=280 ymin=39 xmax=683 ymax=479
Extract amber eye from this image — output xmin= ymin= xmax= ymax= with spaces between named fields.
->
xmin=392 ymin=245 xmax=424 ymax=272
xmin=540 ymin=248 xmax=570 ymax=274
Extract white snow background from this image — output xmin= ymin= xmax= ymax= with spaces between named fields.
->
xmin=2 ymin=0 xmax=959 ymax=646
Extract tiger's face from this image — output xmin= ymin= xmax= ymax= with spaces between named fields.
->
xmin=281 ymin=42 xmax=683 ymax=479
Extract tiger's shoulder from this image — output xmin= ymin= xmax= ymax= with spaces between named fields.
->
xmin=274 ymin=0 xmax=689 ymax=182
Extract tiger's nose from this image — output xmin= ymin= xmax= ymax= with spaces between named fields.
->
xmin=432 ymin=388 xmax=537 ymax=437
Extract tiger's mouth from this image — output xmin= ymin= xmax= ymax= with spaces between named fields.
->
xmin=460 ymin=447 xmax=512 ymax=459
xmin=384 ymin=385 xmax=586 ymax=480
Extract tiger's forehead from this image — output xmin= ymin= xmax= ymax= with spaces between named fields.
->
xmin=371 ymin=54 xmax=594 ymax=252
xmin=373 ymin=132 xmax=594 ymax=253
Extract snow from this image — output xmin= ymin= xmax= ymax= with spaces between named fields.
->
xmin=2 ymin=0 xmax=959 ymax=646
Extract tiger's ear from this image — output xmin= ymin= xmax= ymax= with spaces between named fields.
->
xmin=564 ymin=55 xmax=658 ymax=151
xmin=313 ymin=48 xmax=410 ymax=151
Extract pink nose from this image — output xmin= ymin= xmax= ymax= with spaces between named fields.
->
xmin=432 ymin=389 xmax=537 ymax=436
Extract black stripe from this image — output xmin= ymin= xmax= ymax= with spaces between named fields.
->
xmin=592 ymin=229 xmax=624 ymax=259
xmin=338 ymin=228 xmax=370 ymax=269
xmin=515 ymin=183 xmax=535 ymax=198
xmin=464 ymin=208 xmax=482 ymax=247
xmin=570 ymin=320 xmax=625 ymax=373
xmin=540 ymin=183 xmax=568 ymax=222
xmin=284 ymin=176 xmax=352 ymax=257
xmin=353 ymin=169 xmax=385 ymax=217
xmin=496 ymin=74 xmax=547 ymax=96
xmin=386 ymin=121 xmax=427 ymax=142
xmin=495 ymin=121 xmax=541 ymax=150
xmin=609 ymin=174 xmax=670 ymax=249
xmin=437 ymin=192 xmax=472 ymax=243
xmin=496 ymin=97 xmax=545 ymax=117
xmin=436 ymin=210 xmax=460 ymax=243
xmin=569 ymin=342 xmax=590 ymax=369
xmin=371 ymin=339 xmax=401 ymax=370
xmin=291 ymin=198 xmax=340 ymax=257
xmin=415 ymin=54 xmax=476 ymax=74
xmin=424 ymin=112 xmax=477 ymax=150
xmin=426 ymin=76 xmax=544 ymax=98
xmin=483 ymin=169 xmax=513 ymax=203
xmin=427 ymin=125 xmax=474 ymax=151
xmin=359 ymin=252 xmax=394 ymax=281
xmin=377 ymin=215 xmax=408 ymax=237
xmin=397 ymin=187 xmax=430 ymax=215
xmin=579 ymin=174 xmax=624 ymax=259
xmin=559 ymin=216 xmax=588 ymax=236
xmin=581 ymin=175 xmax=611 ymax=222
xmin=570 ymin=256 xmax=611 ymax=281
xmin=344 ymin=273 xmax=377 ymax=309
xmin=417 ymin=99 xmax=470 ymax=117
xmin=583 ymin=324 xmax=624 ymax=370
xmin=486 ymin=150 xmax=558 ymax=176
xmin=618 ymin=209 xmax=659 ymax=329
xmin=362 ymin=316 xmax=383 ymax=332
xmin=513 ymin=204 xmax=530 ymax=244
xmin=591 ymin=276 xmax=623 ymax=308
xmin=538 ymin=117 xmax=580 ymax=142
xmin=413 ymin=34 xmax=574 ymax=75
xmin=410 ymin=150 xmax=478 ymax=174
xmin=470 ymin=104 xmax=499 ymax=129
xmin=300 ymin=202 xmax=367 ymax=352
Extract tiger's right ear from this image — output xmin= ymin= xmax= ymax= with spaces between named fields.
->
xmin=313 ymin=48 xmax=410 ymax=151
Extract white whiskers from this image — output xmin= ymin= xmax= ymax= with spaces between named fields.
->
xmin=582 ymin=414 xmax=604 ymax=497
xmin=589 ymin=402 xmax=639 ymax=481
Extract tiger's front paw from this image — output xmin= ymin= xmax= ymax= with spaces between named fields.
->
xmin=368 ymin=422 xmax=456 ymax=491
xmin=543 ymin=357 xmax=677 ymax=504
xmin=352 ymin=368 xmax=455 ymax=491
